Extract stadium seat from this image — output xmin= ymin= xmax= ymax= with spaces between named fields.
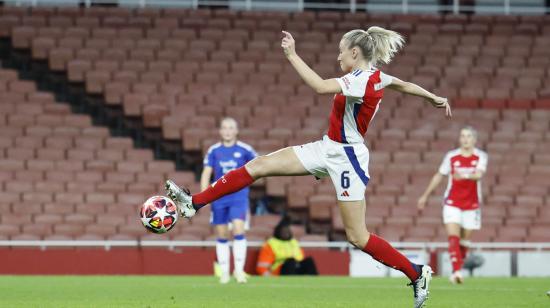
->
xmin=2 ymin=8 xmax=549 ymax=244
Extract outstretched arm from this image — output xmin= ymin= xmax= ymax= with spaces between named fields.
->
xmin=200 ymin=166 xmax=213 ymax=191
xmin=281 ymin=31 xmax=341 ymax=95
xmin=387 ymin=77 xmax=452 ymax=118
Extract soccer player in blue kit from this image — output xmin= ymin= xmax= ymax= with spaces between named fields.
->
xmin=200 ymin=117 xmax=257 ymax=284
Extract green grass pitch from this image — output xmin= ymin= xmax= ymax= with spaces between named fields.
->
xmin=0 ymin=276 xmax=548 ymax=307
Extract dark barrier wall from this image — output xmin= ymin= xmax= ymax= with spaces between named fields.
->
xmin=0 ymin=248 xmax=349 ymax=275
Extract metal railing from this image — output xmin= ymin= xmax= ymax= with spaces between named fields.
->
xmin=2 ymin=0 xmax=549 ymax=15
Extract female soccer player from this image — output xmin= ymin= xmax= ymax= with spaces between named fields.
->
xmin=417 ymin=126 xmax=487 ymax=284
xmin=167 ymin=27 xmax=451 ymax=308
xmin=201 ymin=117 xmax=257 ymax=284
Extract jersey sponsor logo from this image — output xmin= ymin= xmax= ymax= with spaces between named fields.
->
xmin=340 ymin=191 xmax=350 ymax=197
xmin=219 ymin=160 xmax=238 ymax=174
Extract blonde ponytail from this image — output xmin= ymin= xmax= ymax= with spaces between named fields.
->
xmin=342 ymin=26 xmax=404 ymax=66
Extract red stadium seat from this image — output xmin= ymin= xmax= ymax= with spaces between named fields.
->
xmin=2 ymin=8 xmax=550 ymax=243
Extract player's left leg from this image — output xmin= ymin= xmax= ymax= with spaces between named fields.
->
xmin=459 ymin=228 xmax=474 ymax=261
xmin=325 ymin=141 xmax=431 ymax=307
xmin=339 ymin=199 xmax=432 ymax=308
xmin=339 ymin=199 xmax=425 ymax=280
xmin=459 ymin=208 xmax=481 ymax=261
xmin=230 ymin=217 xmax=248 ymax=283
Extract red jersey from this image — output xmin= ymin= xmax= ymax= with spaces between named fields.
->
xmin=329 ymin=68 xmax=393 ymax=144
xmin=439 ymin=148 xmax=488 ymax=210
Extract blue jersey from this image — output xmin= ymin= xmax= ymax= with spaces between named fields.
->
xmin=203 ymin=141 xmax=257 ymax=205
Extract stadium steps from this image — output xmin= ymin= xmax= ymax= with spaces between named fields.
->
xmin=0 ymin=53 xmax=302 ymax=241
xmin=0 ymin=36 xmax=311 ymax=239
xmin=0 ymin=37 xmax=199 ymax=172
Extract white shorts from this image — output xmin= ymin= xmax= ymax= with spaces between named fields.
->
xmin=442 ymin=205 xmax=481 ymax=230
xmin=292 ymin=135 xmax=370 ymax=201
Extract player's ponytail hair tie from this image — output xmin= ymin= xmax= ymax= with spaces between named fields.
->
xmin=343 ymin=26 xmax=404 ymax=66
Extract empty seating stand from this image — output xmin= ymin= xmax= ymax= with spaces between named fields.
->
xmin=0 ymin=7 xmax=548 ymax=242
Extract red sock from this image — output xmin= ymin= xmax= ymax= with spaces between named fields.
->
xmin=448 ymin=235 xmax=463 ymax=272
xmin=192 ymin=166 xmax=254 ymax=208
xmin=459 ymin=244 xmax=469 ymax=260
xmin=363 ymin=234 xmax=421 ymax=281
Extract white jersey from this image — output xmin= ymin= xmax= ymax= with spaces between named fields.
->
xmin=329 ymin=68 xmax=393 ymax=144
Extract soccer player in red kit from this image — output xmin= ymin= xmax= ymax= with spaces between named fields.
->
xmin=418 ymin=126 xmax=488 ymax=284
xmin=167 ymin=27 xmax=452 ymax=308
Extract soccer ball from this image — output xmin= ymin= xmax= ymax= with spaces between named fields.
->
xmin=140 ymin=195 xmax=179 ymax=234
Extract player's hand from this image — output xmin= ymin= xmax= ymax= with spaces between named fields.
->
xmin=453 ymin=173 xmax=467 ymax=180
xmin=417 ymin=195 xmax=428 ymax=210
xmin=281 ymin=30 xmax=296 ymax=58
xmin=430 ymin=96 xmax=452 ymax=119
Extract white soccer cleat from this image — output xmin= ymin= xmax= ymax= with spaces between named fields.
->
xmin=449 ymin=271 xmax=464 ymax=284
xmin=233 ymin=271 xmax=248 ymax=284
xmin=409 ymin=265 xmax=433 ymax=308
xmin=219 ymin=272 xmax=230 ymax=284
xmin=164 ymin=180 xmax=196 ymax=218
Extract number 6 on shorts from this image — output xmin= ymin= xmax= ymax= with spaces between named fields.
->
xmin=341 ymin=171 xmax=350 ymax=189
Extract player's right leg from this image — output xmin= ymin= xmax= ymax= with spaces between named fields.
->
xmin=166 ymin=147 xmax=309 ymax=217
xmin=455 ymin=208 xmax=481 ymax=283
xmin=460 ymin=228 xmax=474 ymax=261
xmin=459 ymin=208 xmax=480 ymax=263
xmin=339 ymin=200 xmax=432 ymax=308
xmin=443 ymin=205 xmax=465 ymax=284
